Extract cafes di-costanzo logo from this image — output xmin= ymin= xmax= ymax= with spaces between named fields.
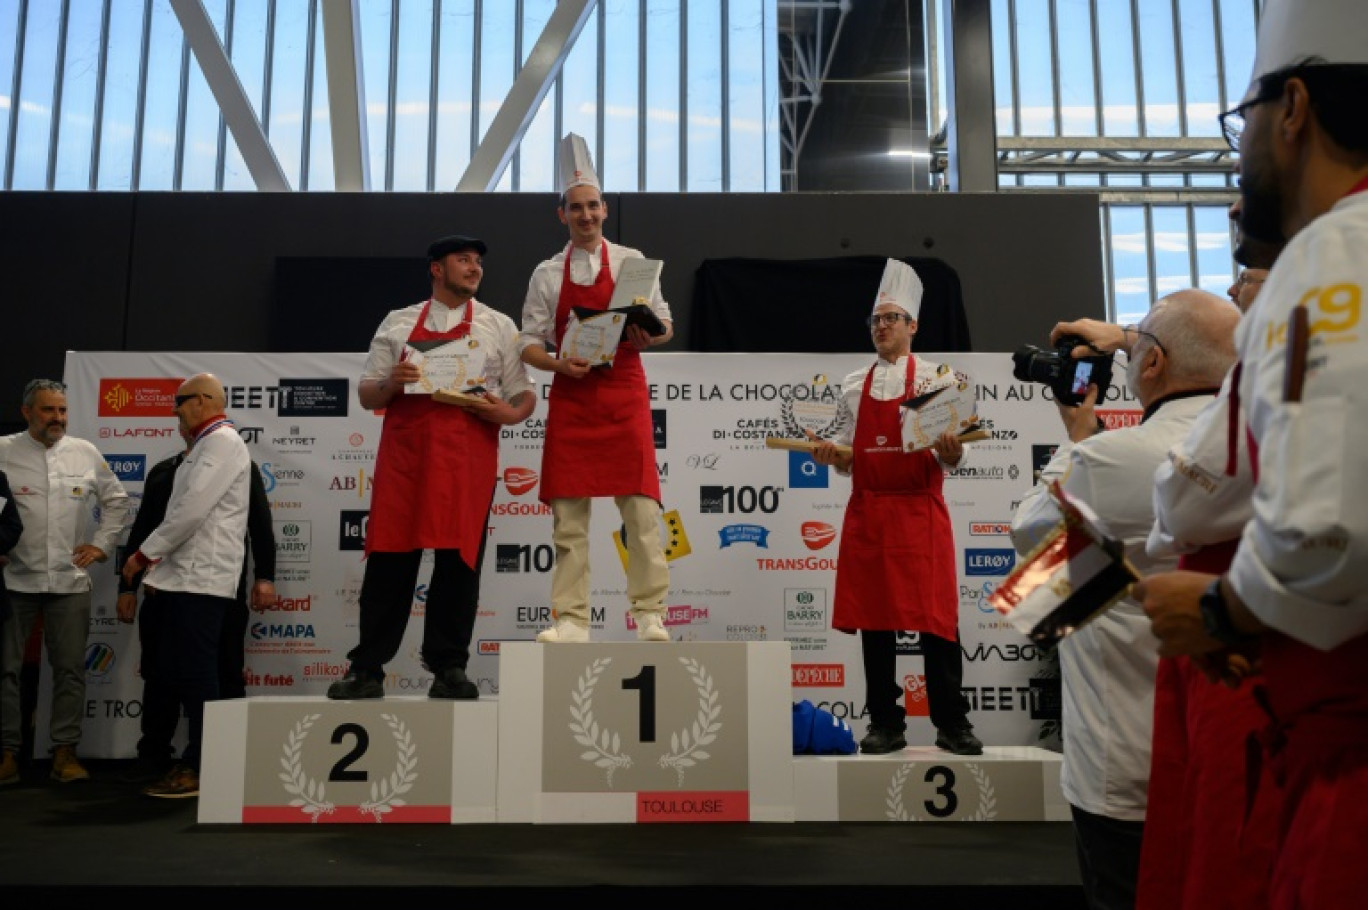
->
xmin=778 ymin=373 xmax=850 ymax=442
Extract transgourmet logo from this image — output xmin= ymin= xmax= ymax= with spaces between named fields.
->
xmin=801 ymin=521 xmax=837 ymax=550
xmin=503 ymin=466 xmax=538 ymax=496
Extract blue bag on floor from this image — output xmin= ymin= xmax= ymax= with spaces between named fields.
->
xmin=791 ymin=699 xmax=858 ymax=754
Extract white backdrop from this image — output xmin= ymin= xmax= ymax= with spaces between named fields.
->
xmin=51 ymin=350 xmax=1140 ymax=758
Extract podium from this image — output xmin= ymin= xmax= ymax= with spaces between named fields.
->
xmin=497 ymin=641 xmax=794 ymax=823
xmin=793 ymin=746 xmax=1067 ymax=822
xmin=197 ymin=642 xmax=1066 ymax=825
xmin=198 ymin=695 xmax=498 ymax=824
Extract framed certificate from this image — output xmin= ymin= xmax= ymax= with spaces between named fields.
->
xmin=900 ymin=375 xmax=978 ymax=451
xmin=403 ymin=338 xmax=488 ymax=394
xmin=561 ymin=311 xmax=625 ymax=366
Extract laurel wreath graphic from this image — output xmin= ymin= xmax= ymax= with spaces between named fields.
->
xmin=883 ymin=762 xmax=999 ymax=822
xmin=570 ymin=657 xmax=633 ymax=786
xmin=359 ymin=713 xmax=419 ymax=822
xmin=885 ymin=763 xmax=914 ymax=821
xmin=278 ymin=713 xmax=335 ymax=822
xmin=658 ymin=657 xmax=722 ymax=785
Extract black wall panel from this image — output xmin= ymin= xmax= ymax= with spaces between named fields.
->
xmin=0 ymin=190 xmax=1104 ymax=435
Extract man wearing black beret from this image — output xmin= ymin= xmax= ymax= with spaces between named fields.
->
xmin=328 ymin=234 xmax=535 ymax=701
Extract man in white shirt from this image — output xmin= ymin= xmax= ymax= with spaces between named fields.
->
xmin=0 ymin=378 xmax=130 ymax=786
xmin=121 ymin=373 xmax=249 ymax=798
xmin=327 ymin=234 xmax=535 ymax=702
xmin=1011 ymin=290 xmax=1239 ymax=910
xmin=519 ymin=134 xmax=674 ymax=644
xmin=1135 ymin=1 xmax=1368 ymax=902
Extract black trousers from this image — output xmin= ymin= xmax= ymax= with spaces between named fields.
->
xmin=1070 ymin=803 xmax=1144 ymax=910
xmin=860 ymin=629 xmax=971 ymax=731
xmin=347 ymin=541 xmax=486 ymax=676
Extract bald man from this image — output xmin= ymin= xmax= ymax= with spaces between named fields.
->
xmin=121 ymin=373 xmax=251 ymax=799
xmin=1012 ymin=289 xmax=1241 ymax=910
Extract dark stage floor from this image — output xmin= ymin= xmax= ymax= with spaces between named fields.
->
xmin=1 ymin=758 xmax=1086 ymax=908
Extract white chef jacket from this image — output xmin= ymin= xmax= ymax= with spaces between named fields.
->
xmin=834 ymin=356 xmax=973 ymax=474
xmin=0 ymin=431 xmax=130 ymax=594
xmin=140 ymin=421 xmax=250 ymax=600
xmin=1147 ymin=368 xmax=1255 ymax=560
xmin=1230 ymin=190 xmax=1368 ymax=651
xmin=1010 ymin=392 xmax=1215 ymax=820
xmin=518 ymin=241 xmax=673 ymax=354
xmin=362 ymin=298 xmax=534 ymax=404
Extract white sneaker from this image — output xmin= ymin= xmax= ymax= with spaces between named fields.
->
xmin=635 ymin=613 xmax=670 ymax=642
xmin=536 ymin=619 xmax=590 ymax=643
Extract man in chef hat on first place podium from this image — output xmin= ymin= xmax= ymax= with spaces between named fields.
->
xmin=517 ymin=133 xmax=675 ymax=644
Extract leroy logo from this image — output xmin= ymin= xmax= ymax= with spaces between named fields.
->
xmin=801 ymin=521 xmax=837 ymax=550
xmin=504 ymin=467 xmax=538 ymax=496
xmin=965 ymin=548 xmax=1015 ymax=576
xmin=902 ymin=673 xmax=930 ymax=717
xmin=98 ymin=378 xmax=182 ymax=417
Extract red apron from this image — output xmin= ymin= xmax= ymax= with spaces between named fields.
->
xmin=831 ymin=358 xmax=958 ymax=640
xmin=365 ymin=299 xmax=499 ymax=570
xmin=1137 ymin=541 xmax=1280 ymax=910
xmin=539 ymin=242 xmax=660 ymax=504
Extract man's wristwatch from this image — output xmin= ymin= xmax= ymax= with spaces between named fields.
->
xmin=1199 ymin=578 xmax=1257 ymax=645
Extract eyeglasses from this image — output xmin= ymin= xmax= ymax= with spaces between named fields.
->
xmin=1234 ymin=271 xmax=1266 ymax=291
xmin=1218 ymin=80 xmax=1286 ymax=152
xmin=866 ymin=312 xmax=910 ymax=329
xmin=173 ymin=392 xmax=205 ymax=409
xmin=1123 ymin=325 xmax=1168 ymax=358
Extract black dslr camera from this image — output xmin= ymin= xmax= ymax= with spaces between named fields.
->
xmin=1011 ymin=335 xmax=1114 ymax=407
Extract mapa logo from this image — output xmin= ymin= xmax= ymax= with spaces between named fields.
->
xmin=503 ymin=466 xmax=538 ymax=496
xmin=965 ymin=548 xmax=1016 ymax=576
xmin=801 ymin=521 xmax=836 ymax=550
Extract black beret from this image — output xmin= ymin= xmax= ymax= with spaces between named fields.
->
xmin=427 ymin=234 xmax=488 ymax=261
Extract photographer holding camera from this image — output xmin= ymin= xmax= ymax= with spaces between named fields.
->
xmin=1009 ymin=289 xmax=1240 ymax=910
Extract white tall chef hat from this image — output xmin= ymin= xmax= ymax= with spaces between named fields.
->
xmin=872 ymin=259 xmax=923 ymax=320
xmin=1239 ymin=0 xmax=1368 ymax=104
xmin=559 ymin=132 xmax=600 ymax=194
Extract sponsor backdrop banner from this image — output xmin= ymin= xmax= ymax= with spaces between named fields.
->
xmin=53 ymin=351 xmax=1139 ymax=758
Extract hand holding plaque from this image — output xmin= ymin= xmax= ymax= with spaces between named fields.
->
xmin=403 ymin=337 xmax=488 ymax=397
xmin=899 ymin=374 xmax=982 ymax=451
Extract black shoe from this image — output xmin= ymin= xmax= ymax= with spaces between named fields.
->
xmin=429 ymin=666 xmax=479 ymax=700
xmin=935 ymin=726 xmax=984 ymax=756
xmin=327 ymin=670 xmax=384 ymax=700
xmin=118 ymin=756 xmax=172 ymax=784
xmin=859 ymin=726 xmax=907 ymax=755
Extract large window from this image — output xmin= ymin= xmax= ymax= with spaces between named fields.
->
xmin=0 ymin=0 xmax=781 ymax=193
xmin=945 ymin=0 xmax=1264 ymax=321
xmin=1 ymin=0 xmax=1261 ymax=323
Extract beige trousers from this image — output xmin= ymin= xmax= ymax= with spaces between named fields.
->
xmin=549 ymin=495 xmax=669 ymax=626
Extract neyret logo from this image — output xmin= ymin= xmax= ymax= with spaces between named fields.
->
xmin=503 ymin=467 xmax=538 ymax=496
xmin=98 ymin=378 xmax=182 ymax=417
xmin=800 ymin=521 xmax=836 ymax=551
